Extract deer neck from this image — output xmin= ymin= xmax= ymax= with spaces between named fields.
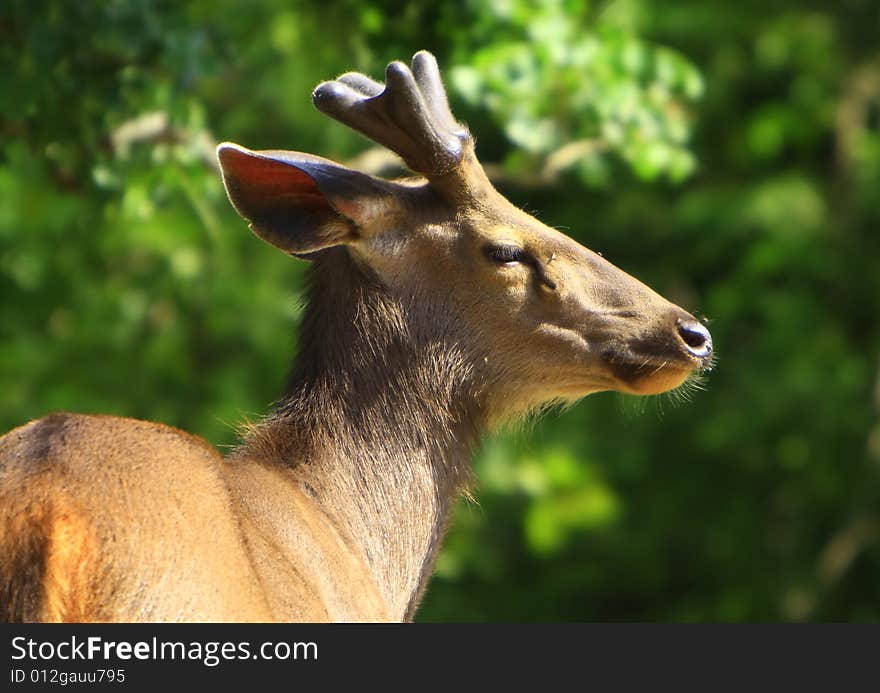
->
xmin=240 ymin=248 xmax=484 ymax=620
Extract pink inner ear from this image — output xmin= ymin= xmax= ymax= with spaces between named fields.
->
xmin=219 ymin=147 xmax=330 ymax=211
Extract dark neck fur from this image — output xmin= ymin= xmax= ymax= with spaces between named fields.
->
xmin=239 ymin=248 xmax=486 ymax=618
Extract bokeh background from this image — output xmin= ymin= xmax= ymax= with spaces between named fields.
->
xmin=2 ymin=0 xmax=879 ymax=621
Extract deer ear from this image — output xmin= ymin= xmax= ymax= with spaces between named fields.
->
xmin=217 ymin=143 xmax=395 ymax=256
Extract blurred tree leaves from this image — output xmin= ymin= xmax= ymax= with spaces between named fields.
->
xmin=1 ymin=0 xmax=879 ymax=621
xmin=449 ymin=0 xmax=702 ymax=184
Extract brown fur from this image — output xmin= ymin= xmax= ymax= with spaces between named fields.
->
xmin=41 ymin=501 xmax=98 ymax=622
xmin=0 ymin=505 xmax=50 ymax=622
xmin=0 ymin=53 xmax=712 ymax=622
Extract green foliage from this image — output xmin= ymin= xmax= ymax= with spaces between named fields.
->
xmin=2 ymin=0 xmax=878 ymax=621
xmin=449 ymin=0 xmax=702 ymax=183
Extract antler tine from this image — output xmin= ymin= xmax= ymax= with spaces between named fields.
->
xmin=411 ymin=50 xmax=460 ymax=135
xmin=337 ymin=72 xmax=383 ymax=98
xmin=312 ymin=51 xmax=473 ymax=182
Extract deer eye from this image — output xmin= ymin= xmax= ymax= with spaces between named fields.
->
xmin=486 ymin=245 xmax=526 ymax=265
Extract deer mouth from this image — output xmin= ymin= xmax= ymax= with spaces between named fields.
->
xmin=602 ymin=327 xmax=714 ymax=396
xmin=603 ymin=354 xmax=696 ymax=395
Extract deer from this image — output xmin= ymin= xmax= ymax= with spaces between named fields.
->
xmin=0 ymin=51 xmax=713 ymax=622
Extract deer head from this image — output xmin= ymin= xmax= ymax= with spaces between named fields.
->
xmin=217 ymin=51 xmax=712 ymax=421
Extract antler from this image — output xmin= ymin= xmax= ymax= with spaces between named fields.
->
xmin=312 ymin=51 xmax=482 ymax=192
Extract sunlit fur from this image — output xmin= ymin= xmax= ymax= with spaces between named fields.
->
xmin=0 ymin=52 xmax=712 ymax=623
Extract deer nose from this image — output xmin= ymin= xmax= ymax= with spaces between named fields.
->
xmin=676 ymin=319 xmax=713 ymax=359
